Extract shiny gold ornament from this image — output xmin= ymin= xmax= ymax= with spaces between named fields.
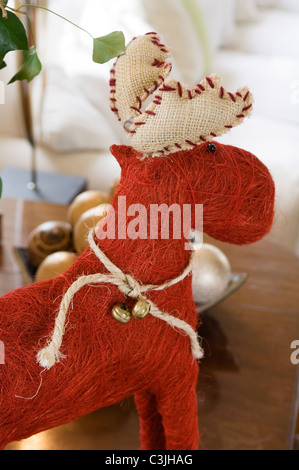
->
xmin=28 ymin=221 xmax=73 ymax=267
xmin=67 ymin=190 xmax=110 ymax=228
xmin=112 ymin=304 xmax=132 ymax=324
xmin=131 ymin=299 xmax=151 ymax=319
xmin=36 ymin=251 xmax=78 ymax=282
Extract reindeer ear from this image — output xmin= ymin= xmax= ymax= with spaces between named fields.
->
xmin=110 ymin=145 xmax=144 ymax=170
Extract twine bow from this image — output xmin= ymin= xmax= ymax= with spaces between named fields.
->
xmin=37 ymin=230 xmax=204 ymax=370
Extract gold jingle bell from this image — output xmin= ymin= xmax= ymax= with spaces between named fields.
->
xmin=112 ymin=303 xmax=132 ymax=324
xmin=132 ymin=299 xmax=151 ymax=319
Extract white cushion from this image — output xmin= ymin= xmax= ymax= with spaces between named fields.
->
xmin=231 ymin=8 xmax=299 ymax=59
xmin=140 ymin=0 xmax=205 ymax=85
xmin=196 ymin=0 xmax=236 ymax=50
xmin=39 ymin=67 xmax=125 ymax=153
xmin=218 ymin=116 xmax=299 ymax=254
xmin=213 ymin=50 xmax=299 ymax=126
xmin=257 ymin=0 xmax=299 ymax=10
xmin=38 ymin=0 xmax=154 ymax=153
xmin=235 ymin=0 xmax=261 ymax=22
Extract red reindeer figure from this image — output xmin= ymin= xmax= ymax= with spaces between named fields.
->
xmin=0 ymin=34 xmax=275 ymax=450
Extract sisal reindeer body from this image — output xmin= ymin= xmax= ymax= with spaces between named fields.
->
xmin=0 ymin=34 xmax=275 ymax=450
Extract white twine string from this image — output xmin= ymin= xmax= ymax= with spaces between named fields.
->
xmin=37 ymin=230 xmax=204 ymax=370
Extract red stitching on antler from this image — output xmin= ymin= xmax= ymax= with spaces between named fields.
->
xmin=131 ymin=106 xmax=142 ymax=114
xmin=160 ymin=85 xmax=176 ymax=92
xmin=243 ymin=104 xmax=252 ymax=112
xmin=243 ymin=91 xmax=250 ymax=101
xmin=185 ymin=140 xmax=197 ymax=147
xmin=220 ymin=87 xmax=224 ymax=98
xmin=228 ymin=92 xmax=236 ymax=102
xmin=137 ymin=97 xmax=142 ymax=109
xmin=109 ymin=79 xmax=116 ymax=87
xmin=152 ymin=59 xmax=165 ymax=67
xmin=145 ymin=110 xmax=156 ymax=116
xmin=153 ymin=81 xmax=159 ymax=91
xmin=206 ymin=77 xmax=214 ymax=88
xmin=177 ymin=82 xmax=183 ymax=98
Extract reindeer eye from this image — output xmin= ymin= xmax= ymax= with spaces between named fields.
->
xmin=208 ymin=143 xmax=217 ymax=153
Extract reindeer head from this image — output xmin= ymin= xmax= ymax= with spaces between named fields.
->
xmin=109 ymin=33 xmax=275 ymax=246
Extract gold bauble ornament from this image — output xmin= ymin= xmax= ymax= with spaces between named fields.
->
xmin=112 ymin=304 xmax=132 ymax=324
xmin=192 ymin=243 xmax=231 ymax=304
xmin=67 ymin=190 xmax=110 ymax=228
xmin=131 ymin=299 xmax=151 ymax=319
xmin=28 ymin=221 xmax=73 ymax=267
xmin=73 ymin=203 xmax=111 ymax=253
xmin=36 ymin=251 xmax=78 ymax=282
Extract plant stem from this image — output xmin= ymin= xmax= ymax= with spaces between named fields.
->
xmin=0 ymin=2 xmax=8 ymax=18
xmin=24 ymin=11 xmax=36 ymax=45
xmin=8 ymin=3 xmax=94 ymax=38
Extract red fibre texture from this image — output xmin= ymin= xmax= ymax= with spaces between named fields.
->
xmin=0 ymin=143 xmax=275 ymax=450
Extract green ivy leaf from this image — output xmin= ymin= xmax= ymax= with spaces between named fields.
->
xmin=93 ymin=31 xmax=125 ymax=64
xmin=0 ymin=59 xmax=6 ymax=69
xmin=0 ymin=10 xmax=28 ymax=63
xmin=8 ymin=45 xmax=42 ymax=84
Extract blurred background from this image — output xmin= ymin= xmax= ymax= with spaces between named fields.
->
xmin=1 ymin=0 xmax=299 ymax=255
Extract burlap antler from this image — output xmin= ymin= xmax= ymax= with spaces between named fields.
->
xmin=110 ymin=34 xmax=253 ymax=157
xmin=110 ymin=32 xmax=172 ymax=125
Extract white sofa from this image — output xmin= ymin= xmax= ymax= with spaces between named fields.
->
xmin=0 ymin=0 xmax=299 ymax=255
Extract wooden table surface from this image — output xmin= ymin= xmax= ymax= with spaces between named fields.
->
xmin=0 ymin=198 xmax=298 ymax=451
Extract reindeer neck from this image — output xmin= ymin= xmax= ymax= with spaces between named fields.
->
xmin=96 ymin=174 xmax=192 ymax=286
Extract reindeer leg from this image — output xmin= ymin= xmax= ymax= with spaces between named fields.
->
xmin=156 ymin=361 xmax=199 ymax=450
xmin=135 ymin=389 xmax=166 ymax=450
